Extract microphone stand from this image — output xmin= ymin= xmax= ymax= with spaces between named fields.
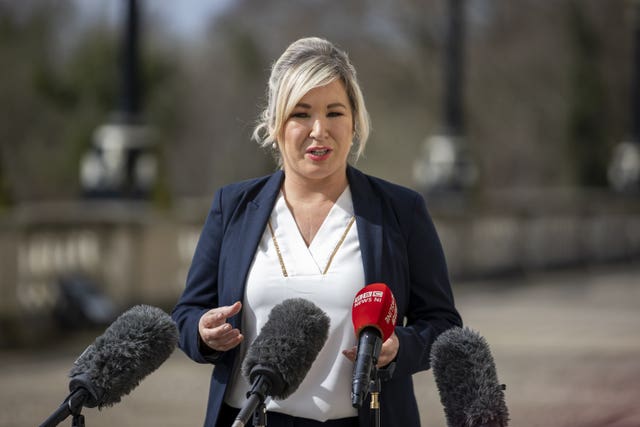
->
xmin=72 ymin=413 xmax=86 ymax=427
xmin=252 ymin=401 xmax=267 ymax=427
xmin=40 ymin=388 xmax=88 ymax=427
xmin=369 ymin=367 xmax=380 ymax=427
xmin=368 ymin=362 xmax=396 ymax=427
xmin=232 ymin=373 xmax=272 ymax=427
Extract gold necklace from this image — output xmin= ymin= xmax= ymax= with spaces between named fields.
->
xmin=267 ymin=216 xmax=356 ymax=277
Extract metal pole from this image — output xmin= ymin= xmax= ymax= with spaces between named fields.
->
xmin=608 ymin=0 xmax=640 ymax=193
xmin=630 ymin=1 xmax=640 ymax=143
xmin=120 ymin=0 xmax=140 ymax=120
xmin=413 ymin=0 xmax=476 ymax=195
xmin=444 ymin=0 xmax=465 ymax=137
xmin=80 ymin=0 xmax=157 ymax=198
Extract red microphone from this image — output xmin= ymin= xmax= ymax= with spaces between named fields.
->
xmin=351 ymin=283 xmax=398 ymax=408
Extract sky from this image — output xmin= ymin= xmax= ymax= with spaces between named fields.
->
xmin=73 ymin=0 xmax=234 ymax=40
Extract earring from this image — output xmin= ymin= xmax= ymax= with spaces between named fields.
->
xmin=271 ymin=142 xmax=278 ymax=150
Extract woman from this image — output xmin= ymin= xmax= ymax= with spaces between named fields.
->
xmin=172 ymin=37 xmax=462 ymax=427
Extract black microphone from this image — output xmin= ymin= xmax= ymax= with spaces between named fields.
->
xmin=40 ymin=305 xmax=179 ymax=427
xmin=232 ymin=298 xmax=330 ymax=427
xmin=430 ymin=327 xmax=510 ymax=427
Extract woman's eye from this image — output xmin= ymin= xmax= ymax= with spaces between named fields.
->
xmin=291 ymin=112 xmax=309 ymax=119
xmin=328 ymin=111 xmax=344 ymax=117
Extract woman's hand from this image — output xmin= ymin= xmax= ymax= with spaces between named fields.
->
xmin=198 ymin=301 xmax=244 ymax=352
xmin=342 ymin=331 xmax=399 ymax=368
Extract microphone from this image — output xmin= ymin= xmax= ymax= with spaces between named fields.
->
xmin=40 ymin=305 xmax=179 ymax=427
xmin=350 ymin=283 xmax=397 ymax=408
xmin=232 ymin=298 xmax=330 ymax=427
xmin=430 ymin=327 xmax=510 ymax=427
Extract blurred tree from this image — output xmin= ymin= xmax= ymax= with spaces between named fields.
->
xmin=459 ymin=0 xmax=627 ymax=193
xmin=164 ymin=24 xmax=271 ymax=198
xmin=35 ymin=24 xmax=120 ymax=199
xmin=0 ymin=0 xmax=632 ymax=204
xmin=0 ymin=0 xmax=74 ymax=202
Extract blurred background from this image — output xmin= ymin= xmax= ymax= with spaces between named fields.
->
xmin=0 ymin=0 xmax=639 ymax=426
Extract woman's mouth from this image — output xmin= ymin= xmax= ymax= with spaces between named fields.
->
xmin=306 ymin=147 xmax=332 ymax=160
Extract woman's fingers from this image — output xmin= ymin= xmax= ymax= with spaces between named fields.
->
xmin=199 ymin=301 xmax=244 ymax=351
xmin=341 ymin=332 xmax=399 ymax=368
xmin=200 ymin=302 xmax=242 ymax=328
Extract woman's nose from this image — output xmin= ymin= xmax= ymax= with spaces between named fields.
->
xmin=310 ymin=117 xmax=327 ymax=140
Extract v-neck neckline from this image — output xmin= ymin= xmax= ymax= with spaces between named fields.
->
xmin=270 ymin=187 xmax=354 ymax=276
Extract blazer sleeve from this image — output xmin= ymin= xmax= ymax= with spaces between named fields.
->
xmin=171 ymin=188 xmax=225 ymax=364
xmin=392 ymin=192 xmax=462 ymax=377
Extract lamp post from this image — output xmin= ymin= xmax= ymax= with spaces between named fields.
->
xmin=414 ymin=0 xmax=477 ymax=195
xmin=608 ymin=0 xmax=640 ymax=193
xmin=80 ymin=0 xmax=157 ymax=199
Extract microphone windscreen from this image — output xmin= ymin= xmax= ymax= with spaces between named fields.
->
xmin=69 ymin=304 xmax=178 ymax=408
xmin=352 ymin=283 xmax=397 ymax=340
xmin=242 ymin=298 xmax=330 ymax=399
xmin=430 ymin=327 xmax=509 ymax=427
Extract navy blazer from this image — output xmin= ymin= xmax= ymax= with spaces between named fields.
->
xmin=172 ymin=165 xmax=462 ymax=427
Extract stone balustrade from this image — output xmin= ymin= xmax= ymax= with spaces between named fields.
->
xmin=1 ymin=191 xmax=638 ymax=346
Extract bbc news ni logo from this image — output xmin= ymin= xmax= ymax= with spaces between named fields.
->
xmin=353 ymin=290 xmax=384 ymax=307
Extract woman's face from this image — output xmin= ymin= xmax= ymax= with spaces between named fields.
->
xmin=279 ymin=79 xmax=353 ymax=185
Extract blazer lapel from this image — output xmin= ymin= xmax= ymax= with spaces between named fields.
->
xmin=227 ymin=170 xmax=284 ymax=305
xmin=347 ymin=166 xmax=383 ymax=284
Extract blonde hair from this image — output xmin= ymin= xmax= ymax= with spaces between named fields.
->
xmin=253 ymin=37 xmax=371 ymax=165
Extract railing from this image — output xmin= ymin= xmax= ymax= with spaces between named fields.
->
xmin=1 ymin=190 xmax=638 ymax=346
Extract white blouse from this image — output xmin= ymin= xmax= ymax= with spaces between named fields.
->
xmin=225 ymin=186 xmax=364 ymax=421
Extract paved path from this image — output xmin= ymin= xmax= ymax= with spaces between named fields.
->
xmin=1 ymin=263 xmax=639 ymax=427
